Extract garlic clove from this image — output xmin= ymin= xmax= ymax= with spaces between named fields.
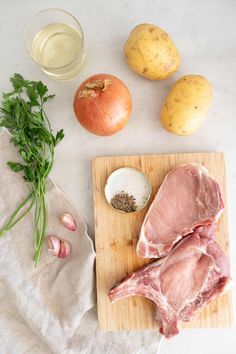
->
xmin=47 ymin=235 xmax=61 ymax=257
xmin=60 ymin=212 xmax=76 ymax=231
xmin=59 ymin=240 xmax=71 ymax=258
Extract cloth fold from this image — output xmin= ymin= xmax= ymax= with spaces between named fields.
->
xmin=0 ymin=129 xmax=160 ymax=354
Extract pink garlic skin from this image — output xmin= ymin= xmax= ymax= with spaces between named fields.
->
xmin=47 ymin=235 xmax=61 ymax=257
xmin=59 ymin=240 xmax=71 ymax=258
xmin=60 ymin=213 xmax=76 ymax=231
xmin=47 ymin=236 xmax=71 ymax=259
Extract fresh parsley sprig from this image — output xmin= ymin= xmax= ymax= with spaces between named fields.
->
xmin=0 ymin=74 xmax=64 ymax=266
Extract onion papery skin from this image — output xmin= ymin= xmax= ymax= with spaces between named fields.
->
xmin=73 ymin=74 xmax=132 ymax=136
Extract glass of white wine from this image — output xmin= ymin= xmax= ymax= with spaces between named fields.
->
xmin=24 ymin=8 xmax=85 ymax=81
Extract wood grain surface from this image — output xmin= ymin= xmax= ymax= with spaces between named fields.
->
xmin=92 ymin=152 xmax=232 ymax=331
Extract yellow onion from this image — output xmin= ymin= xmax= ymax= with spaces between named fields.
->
xmin=73 ymin=74 xmax=132 ymax=136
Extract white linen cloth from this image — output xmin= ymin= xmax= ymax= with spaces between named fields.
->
xmin=0 ymin=129 xmax=160 ymax=354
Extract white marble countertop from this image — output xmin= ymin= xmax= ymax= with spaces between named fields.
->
xmin=0 ymin=0 xmax=235 ymax=353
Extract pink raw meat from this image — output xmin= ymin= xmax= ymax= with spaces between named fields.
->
xmin=137 ymin=164 xmax=224 ymax=258
xmin=109 ymin=225 xmax=230 ymax=338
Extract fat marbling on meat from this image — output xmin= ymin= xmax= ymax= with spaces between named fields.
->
xmin=137 ymin=164 xmax=224 ymax=258
xmin=109 ymin=225 xmax=230 ymax=338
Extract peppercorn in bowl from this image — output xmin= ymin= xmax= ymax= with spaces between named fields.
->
xmin=104 ymin=167 xmax=152 ymax=213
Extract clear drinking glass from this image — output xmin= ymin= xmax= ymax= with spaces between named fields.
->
xmin=24 ymin=8 xmax=85 ymax=81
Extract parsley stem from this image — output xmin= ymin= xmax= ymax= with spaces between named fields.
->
xmin=4 ymin=197 xmax=34 ymax=230
xmin=0 ymin=192 xmax=33 ymax=238
xmin=34 ymin=179 xmax=47 ymax=266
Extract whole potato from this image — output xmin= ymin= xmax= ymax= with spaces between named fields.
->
xmin=160 ymin=75 xmax=212 ymax=135
xmin=124 ymin=23 xmax=180 ymax=80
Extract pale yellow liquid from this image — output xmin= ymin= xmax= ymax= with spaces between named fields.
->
xmin=32 ymin=23 xmax=85 ymax=81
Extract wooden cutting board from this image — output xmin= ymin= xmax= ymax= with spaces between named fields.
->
xmin=92 ymin=152 xmax=232 ymax=331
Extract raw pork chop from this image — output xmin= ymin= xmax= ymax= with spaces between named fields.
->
xmin=137 ymin=164 xmax=224 ymax=258
xmin=109 ymin=225 xmax=230 ymax=338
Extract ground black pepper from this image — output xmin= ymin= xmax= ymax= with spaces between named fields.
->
xmin=110 ymin=191 xmax=137 ymax=213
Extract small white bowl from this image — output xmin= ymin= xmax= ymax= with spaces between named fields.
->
xmin=104 ymin=167 xmax=152 ymax=213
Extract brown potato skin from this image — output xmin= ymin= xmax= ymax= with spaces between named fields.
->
xmin=124 ymin=23 xmax=180 ymax=80
xmin=160 ymin=75 xmax=212 ymax=136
